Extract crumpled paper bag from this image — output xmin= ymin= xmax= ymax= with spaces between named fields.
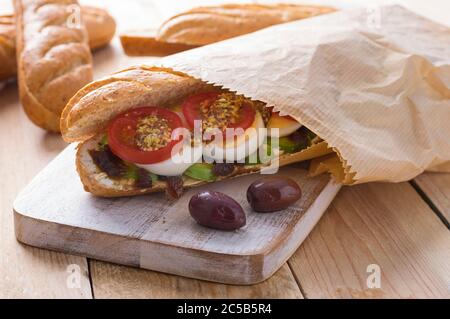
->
xmin=157 ymin=5 xmax=450 ymax=184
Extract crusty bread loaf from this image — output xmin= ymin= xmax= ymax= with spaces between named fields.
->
xmin=81 ymin=6 xmax=116 ymax=50
xmin=0 ymin=5 xmax=115 ymax=82
xmin=0 ymin=15 xmax=16 ymax=81
xmin=14 ymin=0 xmax=94 ymax=132
xmin=120 ymin=29 xmax=198 ymax=57
xmin=158 ymin=3 xmax=336 ymax=45
xmin=120 ymin=3 xmax=335 ymax=56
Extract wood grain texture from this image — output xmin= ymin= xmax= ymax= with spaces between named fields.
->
xmin=0 ymin=84 xmax=91 ymax=298
xmin=288 ymin=182 xmax=450 ymax=299
xmin=90 ymin=262 xmax=302 ymax=298
xmin=414 ymin=173 xmax=450 ymax=223
xmin=14 ymin=144 xmax=339 ymax=284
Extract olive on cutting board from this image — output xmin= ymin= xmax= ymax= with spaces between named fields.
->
xmin=247 ymin=177 xmax=302 ymax=213
xmin=189 ymin=191 xmax=246 ymax=231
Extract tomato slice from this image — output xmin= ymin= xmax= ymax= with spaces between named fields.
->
xmin=181 ymin=92 xmax=256 ymax=133
xmin=107 ymin=107 xmax=184 ymax=164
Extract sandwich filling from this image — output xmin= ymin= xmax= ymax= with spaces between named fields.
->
xmin=87 ymin=91 xmax=317 ymax=197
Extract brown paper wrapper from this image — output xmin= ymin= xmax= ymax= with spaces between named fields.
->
xmin=156 ymin=5 xmax=450 ymax=184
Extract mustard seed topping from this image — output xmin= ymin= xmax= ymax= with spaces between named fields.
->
xmin=135 ymin=115 xmax=172 ymax=151
xmin=200 ymin=93 xmax=251 ymax=133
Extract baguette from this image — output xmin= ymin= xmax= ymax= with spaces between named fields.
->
xmin=0 ymin=5 xmax=115 ymax=82
xmin=81 ymin=6 xmax=116 ymax=50
xmin=62 ymin=66 xmax=333 ymax=197
xmin=120 ymin=29 xmax=198 ymax=57
xmin=0 ymin=15 xmax=16 ymax=81
xmin=120 ymin=3 xmax=335 ymax=56
xmin=14 ymin=0 xmax=94 ymax=132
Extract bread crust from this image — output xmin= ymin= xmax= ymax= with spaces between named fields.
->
xmin=0 ymin=6 xmax=115 ymax=82
xmin=81 ymin=6 xmax=116 ymax=50
xmin=120 ymin=4 xmax=335 ymax=56
xmin=0 ymin=15 xmax=16 ymax=82
xmin=120 ymin=29 xmax=197 ymax=56
xmin=158 ymin=4 xmax=335 ymax=45
xmin=14 ymin=0 xmax=94 ymax=132
xmin=60 ymin=66 xmax=215 ymax=142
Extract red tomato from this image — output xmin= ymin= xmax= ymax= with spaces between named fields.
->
xmin=107 ymin=107 xmax=184 ymax=164
xmin=181 ymin=92 xmax=256 ymax=133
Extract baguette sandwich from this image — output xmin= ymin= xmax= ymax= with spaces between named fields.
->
xmin=120 ymin=3 xmax=335 ymax=56
xmin=61 ymin=66 xmax=333 ymax=198
xmin=14 ymin=0 xmax=94 ymax=132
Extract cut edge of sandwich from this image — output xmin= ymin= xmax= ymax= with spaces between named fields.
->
xmin=63 ymin=66 xmax=335 ymax=197
xmin=76 ymin=134 xmax=332 ymax=197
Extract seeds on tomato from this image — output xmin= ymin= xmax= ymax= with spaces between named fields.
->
xmin=108 ymin=107 xmax=184 ymax=164
xmin=135 ymin=115 xmax=172 ymax=151
xmin=182 ymin=92 xmax=257 ymax=136
xmin=201 ymin=94 xmax=239 ymax=131
xmin=201 ymin=93 xmax=248 ymax=133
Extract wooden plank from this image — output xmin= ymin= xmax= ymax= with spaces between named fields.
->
xmin=413 ymin=173 xmax=450 ymax=224
xmin=90 ymin=261 xmax=302 ymax=298
xmin=0 ymin=84 xmax=92 ymax=298
xmin=288 ymin=182 xmax=450 ymax=298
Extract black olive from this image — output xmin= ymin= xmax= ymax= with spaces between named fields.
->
xmin=189 ymin=191 xmax=246 ymax=231
xmin=89 ymin=146 xmax=126 ymax=178
xmin=165 ymin=176 xmax=184 ymax=199
xmin=247 ymin=177 xmax=302 ymax=213
xmin=212 ymin=163 xmax=235 ymax=176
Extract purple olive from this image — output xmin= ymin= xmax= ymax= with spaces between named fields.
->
xmin=247 ymin=177 xmax=302 ymax=213
xmin=189 ymin=191 xmax=246 ymax=231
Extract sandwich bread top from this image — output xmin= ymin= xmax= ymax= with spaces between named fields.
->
xmin=61 ymin=67 xmax=213 ymax=142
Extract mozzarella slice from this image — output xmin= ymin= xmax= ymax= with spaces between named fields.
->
xmin=203 ymin=112 xmax=266 ymax=163
xmin=136 ymin=140 xmax=203 ymax=176
xmin=267 ymin=113 xmax=302 ymax=137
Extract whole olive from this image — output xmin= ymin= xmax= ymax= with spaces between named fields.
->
xmin=189 ymin=191 xmax=246 ymax=231
xmin=247 ymin=177 xmax=302 ymax=213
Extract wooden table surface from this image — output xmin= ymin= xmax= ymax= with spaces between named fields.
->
xmin=1 ymin=0 xmax=449 ymax=299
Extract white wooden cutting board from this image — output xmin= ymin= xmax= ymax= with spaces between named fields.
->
xmin=13 ymin=144 xmax=340 ymax=284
